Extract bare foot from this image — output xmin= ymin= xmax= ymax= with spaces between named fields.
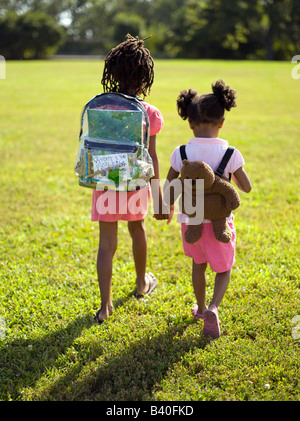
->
xmin=191 ymin=304 xmax=207 ymax=321
xmin=202 ymin=305 xmax=221 ymax=339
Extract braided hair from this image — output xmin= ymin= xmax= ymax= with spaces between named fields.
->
xmin=101 ymin=34 xmax=154 ymax=97
xmin=177 ymin=79 xmax=237 ymax=125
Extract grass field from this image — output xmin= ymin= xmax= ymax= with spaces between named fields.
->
xmin=0 ymin=58 xmax=299 ymax=402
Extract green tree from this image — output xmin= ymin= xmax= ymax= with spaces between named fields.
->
xmin=59 ymin=0 xmax=114 ymax=54
xmin=165 ymin=0 xmax=261 ymax=58
xmin=164 ymin=0 xmax=300 ymax=59
xmin=0 ymin=11 xmax=65 ymax=59
xmin=112 ymin=12 xmax=146 ymax=45
xmin=2 ymin=0 xmax=299 ymax=59
xmin=0 ymin=0 xmax=75 ymax=19
xmin=258 ymin=0 xmax=300 ymax=59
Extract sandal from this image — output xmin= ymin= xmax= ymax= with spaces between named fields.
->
xmin=94 ymin=309 xmax=104 ymax=324
xmin=135 ymin=273 xmax=158 ymax=299
xmin=94 ymin=305 xmax=113 ymax=324
xmin=191 ymin=304 xmax=204 ymax=321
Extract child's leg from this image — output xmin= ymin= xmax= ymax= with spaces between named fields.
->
xmin=192 ymin=261 xmax=207 ymax=315
xmin=128 ymin=219 xmax=154 ymax=295
xmin=202 ymin=269 xmax=231 ymax=339
xmin=96 ymin=221 xmax=118 ymax=322
xmin=210 ymin=269 xmax=231 ymax=308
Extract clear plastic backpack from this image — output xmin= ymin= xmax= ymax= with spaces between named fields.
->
xmin=74 ymin=92 xmax=154 ymax=191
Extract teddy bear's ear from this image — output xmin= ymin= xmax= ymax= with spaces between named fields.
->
xmin=182 ymin=160 xmax=188 ymax=165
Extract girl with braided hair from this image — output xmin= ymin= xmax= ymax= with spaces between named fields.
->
xmin=165 ymin=80 xmax=252 ymax=338
xmin=92 ymin=34 xmax=167 ymax=324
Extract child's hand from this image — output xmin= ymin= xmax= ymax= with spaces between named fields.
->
xmin=153 ymin=212 xmax=169 ymax=220
xmin=167 ymin=204 xmax=175 ymax=225
xmin=153 ymin=203 xmax=174 ymax=223
xmin=152 ymin=196 xmax=169 ymax=221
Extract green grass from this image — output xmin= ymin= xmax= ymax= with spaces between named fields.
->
xmin=0 ymin=59 xmax=299 ymax=401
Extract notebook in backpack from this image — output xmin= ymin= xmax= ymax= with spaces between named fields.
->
xmin=74 ymin=92 xmax=154 ymax=191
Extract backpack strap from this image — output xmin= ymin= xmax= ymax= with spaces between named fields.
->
xmin=179 ymin=144 xmax=235 ymax=180
xmin=215 ymin=146 xmax=235 ymax=181
xmin=179 ymin=144 xmax=188 ymax=161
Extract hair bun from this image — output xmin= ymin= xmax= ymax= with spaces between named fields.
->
xmin=177 ymin=89 xmax=198 ymax=120
xmin=212 ymin=79 xmax=237 ymax=111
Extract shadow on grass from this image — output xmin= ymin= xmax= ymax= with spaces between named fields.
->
xmin=0 ymin=290 xmax=135 ymax=401
xmin=0 ymin=292 xmax=210 ymax=401
xmin=42 ymin=320 xmax=210 ymax=401
xmin=0 ymin=313 xmax=95 ymax=400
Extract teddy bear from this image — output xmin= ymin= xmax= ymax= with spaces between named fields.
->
xmin=169 ymin=160 xmax=241 ymax=244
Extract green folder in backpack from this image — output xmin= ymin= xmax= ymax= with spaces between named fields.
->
xmin=74 ymin=92 xmax=154 ymax=191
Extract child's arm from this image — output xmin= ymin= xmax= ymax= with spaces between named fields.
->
xmin=148 ymin=135 xmax=169 ymax=219
xmin=164 ymin=166 xmax=180 ymax=224
xmin=165 ymin=166 xmax=180 ymax=188
xmin=232 ymin=167 xmax=252 ymax=193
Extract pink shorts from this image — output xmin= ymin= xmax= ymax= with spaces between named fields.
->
xmin=181 ymin=221 xmax=236 ymax=272
xmin=91 ymin=186 xmax=151 ymax=222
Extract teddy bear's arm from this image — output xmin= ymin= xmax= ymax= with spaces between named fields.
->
xmin=212 ymin=178 xmax=240 ymax=210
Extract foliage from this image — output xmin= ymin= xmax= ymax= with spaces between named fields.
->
xmin=165 ymin=0 xmax=258 ymax=58
xmin=0 ymin=10 xmax=65 ymax=59
xmin=1 ymin=0 xmax=299 ymax=59
xmin=0 ymin=59 xmax=300 ymax=401
xmin=112 ymin=12 xmax=146 ymax=45
xmin=164 ymin=0 xmax=300 ymax=59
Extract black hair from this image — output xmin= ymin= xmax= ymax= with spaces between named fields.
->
xmin=101 ymin=34 xmax=154 ymax=97
xmin=177 ymin=79 xmax=237 ymax=125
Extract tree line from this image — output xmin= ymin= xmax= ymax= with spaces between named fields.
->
xmin=1 ymin=0 xmax=299 ymax=60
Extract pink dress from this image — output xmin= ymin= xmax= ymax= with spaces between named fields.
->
xmin=91 ymin=100 xmax=164 ymax=222
xmin=170 ymin=137 xmax=245 ymax=272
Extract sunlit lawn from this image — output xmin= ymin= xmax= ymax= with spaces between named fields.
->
xmin=0 ymin=58 xmax=299 ymax=401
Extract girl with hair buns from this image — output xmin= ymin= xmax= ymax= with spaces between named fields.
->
xmin=165 ymin=80 xmax=252 ymax=339
xmin=92 ymin=34 xmax=167 ymax=324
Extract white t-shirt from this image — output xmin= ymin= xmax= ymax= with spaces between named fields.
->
xmin=170 ymin=137 xmax=245 ymax=223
